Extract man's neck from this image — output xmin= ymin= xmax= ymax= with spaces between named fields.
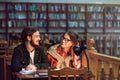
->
xmin=25 ymin=42 xmax=35 ymax=53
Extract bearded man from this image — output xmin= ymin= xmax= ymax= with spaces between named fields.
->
xmin=11 ymin=27 xmax=48 ymax=72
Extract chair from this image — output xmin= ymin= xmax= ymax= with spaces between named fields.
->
xmin=48 ymin=67 xmax=88 ymax=80
xmin=0 ymin=40 xmax=8 ymax=55
xmin=3 ymin=55 xmax=12 ymax=80
xmin=6 ymin=45 xmax=15 ymax=55
xmin=4 ymin=44 xmax=18 ymax=80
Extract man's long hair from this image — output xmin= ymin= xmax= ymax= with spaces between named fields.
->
xmin=21 ymin=27 xmax=39 ymax=43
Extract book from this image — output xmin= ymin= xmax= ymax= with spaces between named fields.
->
xmin=19 ymin=68 xmax=36 ymax=75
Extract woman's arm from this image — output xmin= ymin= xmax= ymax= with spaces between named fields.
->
xmin=47 ymin=54 xmax=58 ymax=68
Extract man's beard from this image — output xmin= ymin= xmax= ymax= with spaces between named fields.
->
xmin=30 ymin=40 xmax=39 ymax=48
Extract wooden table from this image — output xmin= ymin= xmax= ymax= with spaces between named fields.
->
xmin=14 ymin=69 xmax=85 ymax=80
xmin=14 ymin=69 xmax=48 ymax=80
xmin=4 ymin=55 xmax=87 ymax=80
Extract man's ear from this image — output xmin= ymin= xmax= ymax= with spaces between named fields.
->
xmin=27 ymin=36 xmax=31 ymax=41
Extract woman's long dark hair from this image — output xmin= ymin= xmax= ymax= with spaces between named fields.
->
xmin=61 ymin=31 xmax=78 ymax=45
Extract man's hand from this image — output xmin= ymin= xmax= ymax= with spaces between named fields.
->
xmin=25 ymin=64 xmax=37 ymax=70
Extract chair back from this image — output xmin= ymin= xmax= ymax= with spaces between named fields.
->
xmin=7 ymin=45 xmax=15 ymax=55
xmin=0 ymin=40 xmax=8 ymax=55
xmin=48 ymin=67 xmax=88 ymax=80
xmin=3 ymin=55 xmax=12 ymax=80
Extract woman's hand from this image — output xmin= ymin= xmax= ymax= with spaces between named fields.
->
xmin=56 ymin=61 xmax=62 ymax=69
xmin=73 ymin=55 xmax=81 ymax=69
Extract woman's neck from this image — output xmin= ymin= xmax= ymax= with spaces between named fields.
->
xmin=63 ymin=48 xmax=70 ymax=54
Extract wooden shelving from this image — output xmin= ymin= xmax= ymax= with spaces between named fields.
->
xmin=1 ymin=2 xmax=120 ymax=56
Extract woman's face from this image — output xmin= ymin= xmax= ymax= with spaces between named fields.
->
xmin=61 ymin=33 xmax=73 ymax=48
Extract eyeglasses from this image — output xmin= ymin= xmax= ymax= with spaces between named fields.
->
xmin=61 ymin=37 xmax=71 ymax=42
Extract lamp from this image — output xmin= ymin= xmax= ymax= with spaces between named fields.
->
xmin=73 ymin=39 xmax=86 ymax=56
xmin=73 ymin=37 xmax=95 ymax=79
xmin=73 ymin=38 xmax=89 ymax=72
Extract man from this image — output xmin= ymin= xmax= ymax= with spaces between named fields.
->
xmin=11 ymin=27 xmax=49 ymax=72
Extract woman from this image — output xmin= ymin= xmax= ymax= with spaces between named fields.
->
xmin=47 ymin=31 xmax=83 ymax=69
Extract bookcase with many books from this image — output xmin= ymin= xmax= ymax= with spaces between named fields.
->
xmin=47 ymin=3 xmax=67 ymax=34
xmin=27 ymin=3 xmax=47 ymax=33
xmin=67 ymin=4 xmax=86 ymax=34
xmin=0 ymin=3 xmax=7 ymax=39
xmin=7 ymin=3 xmax=27 ymax=33
xmin=1 ymin=2 xmax=120 ymax=56
xmin=86 ymin=4 xmax=105 ymax=54
xmin=104 ymin=5 xmax=120 ymax=56
xmin=91 ymin=4 xmax=120 ymax=57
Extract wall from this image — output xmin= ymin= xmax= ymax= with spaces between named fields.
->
xmin=1 ymin=0 xmax=120 ymax=4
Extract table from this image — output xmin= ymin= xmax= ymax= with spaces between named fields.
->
xmin=4 ymin=56 xmax=88 ymax=80
xmin=14 ymin=69 xmax=85 ymax=80
xmin=14 ymin=69 xmax=48 ymax=80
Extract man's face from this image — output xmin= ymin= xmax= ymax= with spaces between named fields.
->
xmin=30 ymin=31 xmax=41 ymax=47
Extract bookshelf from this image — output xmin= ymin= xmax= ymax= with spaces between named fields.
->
xmin=0 ymin=3 xmax=7 ymax=39
xmin=67 ymin=4 xmax=86 ymax=34
xmin=104 ymin=5 xmax=120 ymax=34
xmin=7 ymin=2 xmax=27 ymax=41
xmin=48 ymin=3 xmax=67 ymax=34
xmin=1 ymin=2 xmax=120 ymax=56
xmin=28 ymin=3 xmax=47 ymax=33
xmin=86 ymin=4 xmax=104 ymax=34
